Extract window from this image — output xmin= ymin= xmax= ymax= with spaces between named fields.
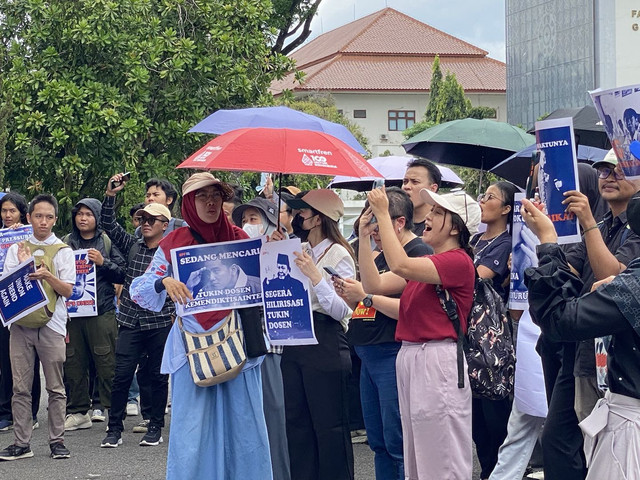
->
xmin=388 ymin=110 xmax=415 ymax=131
xmin=353 ymin=109 xmax=367 ymax=118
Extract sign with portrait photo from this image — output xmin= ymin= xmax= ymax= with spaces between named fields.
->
xmin=509 ymin=194 xmax=540 ymax=310
xmin=170 ymin=237 xmax=264 ymax=317
xmin=65 ymin=249 xmax=98 ymax=318
xmin=260 ymin=238 xmax=316 ymax=346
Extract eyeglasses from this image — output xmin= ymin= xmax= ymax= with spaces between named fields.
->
xmin=194 ymin=191 xmax=223 ymax=203
xmin=134 ymin=216 xmax=165 ymax=226
xmin=477 ymin=193 xmax=505 ymax=204
xmin=597 ymin=166 xmax=625 ymax=181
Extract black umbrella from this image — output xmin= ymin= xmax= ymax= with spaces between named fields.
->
xmin=527 ymin=106 xmax=611 ymax=149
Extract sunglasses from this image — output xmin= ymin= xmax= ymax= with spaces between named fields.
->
xmin=597 ymin=166 xmax=625 ymax=181
xmin=134 ymin=216 xmax=166 ymax=226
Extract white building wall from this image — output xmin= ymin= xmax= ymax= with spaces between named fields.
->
xmin=327 ymin=91 xmax=506 ymax=157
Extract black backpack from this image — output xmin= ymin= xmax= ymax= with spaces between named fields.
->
xmin=436 ymin=276 xmax=516 ymax=400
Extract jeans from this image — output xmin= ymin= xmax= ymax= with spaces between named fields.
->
xmin=107 ymin=324 xmax=171 ymax=434
xmin=488 ymin=401 xmax=545 ymax=480
xmin=354 ymin=343 xmax=404 ymax=480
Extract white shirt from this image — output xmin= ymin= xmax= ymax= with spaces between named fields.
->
xmin=5 ymin=234 xmax=76 ymax=335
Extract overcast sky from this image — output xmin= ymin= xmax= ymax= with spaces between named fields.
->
xmin=308 ymin=0 xmax=506 ymax=62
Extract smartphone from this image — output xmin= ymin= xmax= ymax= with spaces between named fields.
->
xmin=111 ymin=172 xmax=131 ymax=189
xmin=323 ymin=266 xmax=342 ymax=280
xmin=372 ymin=178 xmax=385 ymax=190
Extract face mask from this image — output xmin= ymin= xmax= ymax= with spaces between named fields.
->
xmin=627 ymin=193 xmax=640 ymax=236
xmin=242 ymin=223 xmax=264 ymax=238
xmin=291 ymin=214 xmax=311 ymax=242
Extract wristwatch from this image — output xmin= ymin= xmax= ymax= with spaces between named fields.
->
xmin=362 ymin=294 xmax=374 ymax=308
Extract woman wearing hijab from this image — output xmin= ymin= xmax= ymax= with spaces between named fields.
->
xmin=130 ymin=173 xmax=271 ymax=480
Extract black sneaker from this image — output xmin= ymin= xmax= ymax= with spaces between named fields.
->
xmin=101 ymin=430 xmax=122 ymax=448
xmin=50 ymin=442 xmax=70 ymax=459
xmin=0 ymin=444 xmax=34 ymax=461
xmin=139 ymin=425 xmax=163 ymax=446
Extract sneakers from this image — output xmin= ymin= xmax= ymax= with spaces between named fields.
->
xmin=91 ymin=409 xmax=106 ymax=422
xmin=139 ymin=425 xmax=163 ymax=446
xmin=49 ymin=442 xmax=70 ymax=459
xmin=0 ymin=419 xmax=13 ymax=432
xmin=64 ymin=412 xmax=92 ymax=431
xmin=32 ymin=418 xmax=39 ymax=430
xmin=350 ymin=429 xmax=368 ymax=444
xmin=0 ymin=444 xmax=34 ymax=461
xmin=100 ymin=431 xmax=122 ymax=448
xmin=132 ymin=419 xmax=149 ymax=433
xmin=126 ymin=402 xmax=139 ymax=416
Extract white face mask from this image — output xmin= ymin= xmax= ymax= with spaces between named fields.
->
xmin=243 ymin=223 xmax=264 ymax=238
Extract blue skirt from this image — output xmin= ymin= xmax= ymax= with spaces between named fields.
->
xmin=166 ymin=363 xmax=273 ymax=480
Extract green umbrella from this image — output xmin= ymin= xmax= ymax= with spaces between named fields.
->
xmin=402 ymin=118 xmax=535 ymax=179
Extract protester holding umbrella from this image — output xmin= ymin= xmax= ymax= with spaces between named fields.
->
xmin=471 ymin=181 xmax=518 ymax=479
xmin=358 ymin=186 xmax=480 ymax=480
xmin=277 ymin=189 xmax=356 ymax=480
xmin=129 ymin=173 xmax=272 ymax=480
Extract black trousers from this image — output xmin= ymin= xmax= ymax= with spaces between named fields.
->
xmin=107 ymin=324 xmax=171 ymax=433
xmin=472 ymin=396 xmax=512 ymax=479
xmin=539 ymin=339 xmax=587 ymax=480
xmin=0 ymin=326 xmax=40 ymax=421
xmin=281 ymin=313 xmax=354 ymax=480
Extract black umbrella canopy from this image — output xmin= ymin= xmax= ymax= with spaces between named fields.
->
xmin=527 ymin=106 xmax=611 ymax=149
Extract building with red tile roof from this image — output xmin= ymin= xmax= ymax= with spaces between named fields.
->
xmin=271 ymin=8 xmax=506 ymax=156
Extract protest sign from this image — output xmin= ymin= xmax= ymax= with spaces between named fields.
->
xmin=535 ymin=117 xmax=581 ymax=244
xmin=65 ymin=249 xmax=97 ymax=317
xmin=0 ymin=258 xmax=48 ymax=327
xmin=0 ymin=226 xmax=33 ymax=273
xmin=171 ymin=237 xmax=263 ymax=316
xmin=590 ymin=84 xmax=640 ymax=179
xmin=260 ymin=238 xmax=317 ymax=346
xmin=509 ymin=194 xmax=540 ymax=310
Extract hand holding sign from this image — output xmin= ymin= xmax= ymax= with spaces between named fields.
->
xmin=162 ymin=277 xmax=193 ymax=305
xmin=521 ymin=198 xmax=558 ymax=244
xmin=562 ymin=190 xmax=596 ymax=228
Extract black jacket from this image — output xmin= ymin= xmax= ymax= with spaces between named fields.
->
xmin=526 ymin=243 xmax=640 ymax=399
xmin=65 ymin=198 xmax=126 ymax=315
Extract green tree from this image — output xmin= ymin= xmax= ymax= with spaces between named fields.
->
xmin=0 ymin=76 xmax=10 ymax=188
xmin=424 ymin=55 xmax=443 ymax=123
xmin=0 ymin=0 xmax=294 ymax=232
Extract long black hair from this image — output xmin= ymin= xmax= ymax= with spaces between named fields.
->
xmin=449 ymin=211 xmax=474 ymax=260
xmin=0 ymin=192 xmax=28 ymax=226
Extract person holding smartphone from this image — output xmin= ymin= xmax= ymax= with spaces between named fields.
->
xmin=276 ymin=189 xmax=356 ymax=480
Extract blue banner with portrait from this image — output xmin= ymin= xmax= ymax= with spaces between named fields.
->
xmin=535 ymin=117 xmax=581 ymax=244
xmin=65 ymin=249 xmax=98 ymax=317
xmin=0 ymin=226 xmax=33 ymax=273
xmin=260 ymin=239 xmax=317 ymax=346
xmin=509 ymin=194 xmax=540 ymax=310
xmin=170 ymin=237 xmax=264 ymax=316
xmin=0 ymin=258 xmax=48 ymax=327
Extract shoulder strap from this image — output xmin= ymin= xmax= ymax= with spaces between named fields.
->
xmin=435 ymin=285 xmax=466 ymax=389
xmin=127 ymin=240 xmax=142 ymax=265
xmin=174 ymin=218 xmax=185 ymax=228
xmin=189 ymin=228 xmax=207 ymax=245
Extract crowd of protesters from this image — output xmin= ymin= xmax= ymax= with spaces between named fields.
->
xmin=0 ymin=147 xmax=638 ymax=480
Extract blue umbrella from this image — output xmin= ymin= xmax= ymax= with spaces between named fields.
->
xmin=189 ymin=106 xmax=367 ymax=154
xmin=490 ymin=144 xmax=608 ymax=188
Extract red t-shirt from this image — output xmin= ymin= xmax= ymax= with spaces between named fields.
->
xmin=396 ymin=248 xmax=475 ymax=342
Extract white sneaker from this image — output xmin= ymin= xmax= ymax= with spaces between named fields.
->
xmin=64 ymin=412 xmax=92 ymax=431
xmin=126 ymin=403 xmax=139 ymax=416
xmin=91 ymin=409 xmax=106 ymax=422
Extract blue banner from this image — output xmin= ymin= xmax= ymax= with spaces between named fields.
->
xmin=0 ymin=226 xmax=33 ymax=273
xmin=66 ymin=249 xmax=98 ymax=317
xmin=260 ymin=239 xmax=316 ymax=346
xmin=0 ymin=258 xmax=48 ymax=327
xmin=535 ymin=118 xmax=582 ymax=244
xmin=509 ymin=194 xmax=540 ymax=310
xmin=171 ymin=237 xmax=264 ymax=316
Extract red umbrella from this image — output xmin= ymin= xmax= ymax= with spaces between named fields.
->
xmin=178 ymin=127 xmax=380 ymax=178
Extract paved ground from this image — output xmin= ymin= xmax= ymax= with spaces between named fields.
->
xmin=0 ymin=374 xmax=483 ymax=479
